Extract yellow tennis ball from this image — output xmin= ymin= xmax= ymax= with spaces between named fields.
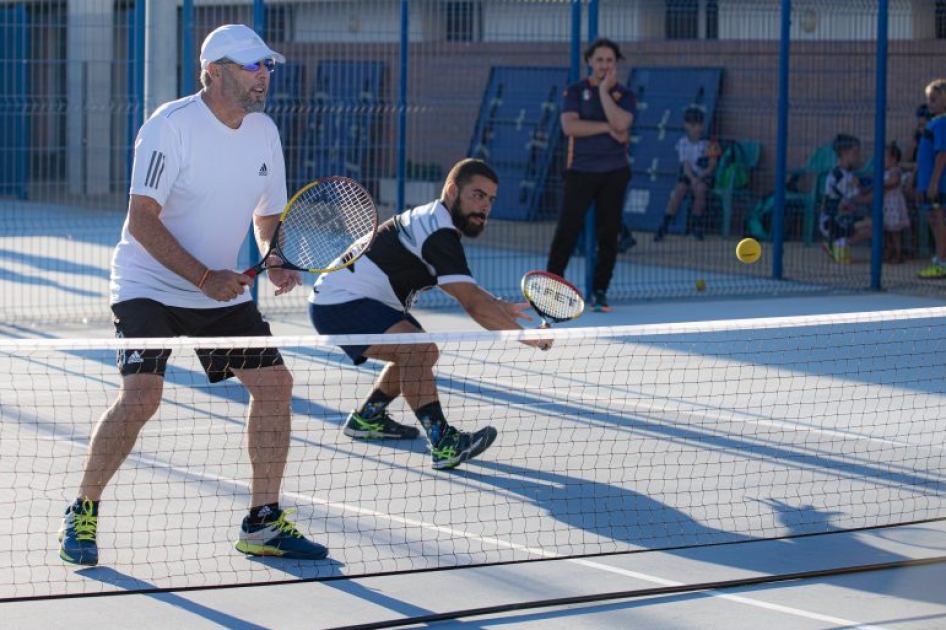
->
xmin=695 ymin=279 xmax=706 ymax=292
xmin=736 ymin=238 xmax=762 ymax=264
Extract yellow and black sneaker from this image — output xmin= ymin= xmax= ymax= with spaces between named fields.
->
xmin=342 ymin=410 xmax=420 ymax=440
xmin=429 ymin=425 xmax=498 ymax=470
xmin=917 ymin=258 xmax=946 ymax=279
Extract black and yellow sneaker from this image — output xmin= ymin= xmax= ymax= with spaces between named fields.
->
xmin=342 ymin=410 xmax=420 ymax=440
xmin=917 ymin=258 xmax=946 ymax=279
xmin=429 ymin=425 xmax=497 ymax=470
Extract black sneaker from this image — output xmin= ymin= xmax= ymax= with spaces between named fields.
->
xmin=617 ymin=227 xmax=637 ymax=253
xmin=653 ymin=225 xmax=667 ymax=242
xmin=235 ymin=508 xmax=328 ymax=560
xmin=592 ymin=290 xmax=610 ymax=313
xmin=343 ymin=410 xmax=420 ymax=440
xmin=430 ymin=425 xmax=497 ymax=470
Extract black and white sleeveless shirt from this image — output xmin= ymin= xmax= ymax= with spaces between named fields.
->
xmin=310 ymin=200 xmax=476 ymax=311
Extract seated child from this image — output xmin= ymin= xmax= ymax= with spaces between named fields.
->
xmin=654 ymin=106 xmax=721 ymax=242
xmin=819 ymin=133 xmax=873 ymax=263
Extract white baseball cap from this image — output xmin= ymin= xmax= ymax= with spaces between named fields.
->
xmin=199 ymin=24 xmax=285 ymax=70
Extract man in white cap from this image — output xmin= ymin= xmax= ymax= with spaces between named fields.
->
xmin=58 ymin=24 xmax=327 ymax=565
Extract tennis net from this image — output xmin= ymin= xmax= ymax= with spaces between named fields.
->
xmin=2 ymin=307 xmax=945 ymax=599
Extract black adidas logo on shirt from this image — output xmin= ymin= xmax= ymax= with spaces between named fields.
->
xmin=259 ymin=163 xmax=268 ymax=176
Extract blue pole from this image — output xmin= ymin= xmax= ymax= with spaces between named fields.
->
xmin=397 ymin=1 xmax=409 ymax=214
xmin=870 ymin=0 xmax=889 ymax=290
xmin=127 ymin=0 xmax=146 ymax=185
xmin=567 ymin=0 xmax=580 ymax=287
xmin=772 ymin=0 xmax=791 ymax=279
xmin=583 ymin=0 xmax=599 ymax=299
xmin=180 ymin=0 xmax=194 ymax=95
xmin=569 ymin=0 xmax=580 ymax=83
xmin=253 ymin=0 xmax=265 ymax=35
xmin=249 ymin=0 xmax=266 ymax=302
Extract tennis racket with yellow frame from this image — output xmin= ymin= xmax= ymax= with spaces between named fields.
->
xmin=244 ymin=176 xmax=378 ymax=278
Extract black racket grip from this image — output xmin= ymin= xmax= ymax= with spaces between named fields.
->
xmin=538 ymin=322 xmax=551 ymax=351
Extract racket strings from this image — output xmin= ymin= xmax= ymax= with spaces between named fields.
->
xmin=523 ymin=275 xmax=584 ymax=320
xmin=280 ymin=180 xmax=377 ymax=271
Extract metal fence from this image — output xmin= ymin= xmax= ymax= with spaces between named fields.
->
xmin=1 ymin=0 xmax=944 ymax=324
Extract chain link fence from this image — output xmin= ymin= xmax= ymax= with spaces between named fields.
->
xmin=1 ymin=0 xmax=943 ymax=323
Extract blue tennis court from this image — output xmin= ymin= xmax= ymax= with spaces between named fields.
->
xmin=2 ymin=292 xmax=945 ymax=629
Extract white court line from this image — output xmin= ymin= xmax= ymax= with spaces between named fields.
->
xmin=567 ymin=558 xmax=893 ymax=630
xmin=42 ymin=433 xmax=897 ymax=630
xmin=610 ymin=396 xmax=946 ymax=453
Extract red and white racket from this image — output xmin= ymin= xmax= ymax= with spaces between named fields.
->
xmin=520 ymin=270 xmax=585 ymax=328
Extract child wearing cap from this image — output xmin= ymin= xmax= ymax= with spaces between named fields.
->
xmin=654 ymin=106 xmax=721 ymax=242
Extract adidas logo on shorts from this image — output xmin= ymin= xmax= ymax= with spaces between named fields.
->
xmin=258 ymin=163 xmax=268 ymax=177
xmin=125 ymin=350 xmax=144 ymax=365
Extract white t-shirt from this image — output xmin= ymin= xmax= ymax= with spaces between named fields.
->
xmin=110 ymin=93 xmax=288 ymax=308
xmin=675 ymin=136 xmax=718 ymax=177
xmin=310 ymin=200 xmax=476 ymax=311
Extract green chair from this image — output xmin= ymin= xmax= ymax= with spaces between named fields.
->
xmin=712 ymin=140 xmax=761 ymax=237
xmin=785 ymin=144 xmax=836 ymax=245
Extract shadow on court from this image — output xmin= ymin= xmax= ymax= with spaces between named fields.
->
xmin=76 ymin=566 xmax=273 ymax=630
xmin=243 ymin=554 xmax=346 ymax=581
xmin=466 ymin=460 xmax=751 ymax=548
xmin=453 ymin=458 xmax=946 ymax=613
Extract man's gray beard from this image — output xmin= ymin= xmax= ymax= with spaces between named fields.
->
xmin=242 ymin=95 xmax=265 ymax=113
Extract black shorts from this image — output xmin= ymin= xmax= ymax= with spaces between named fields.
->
xmin=308 ymin=297 xmax=423 ymax=365
xmin=111 ymin=298 xmax=283 ymax=383
xmin=677 ymin=166 xmax=713 ymax=187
